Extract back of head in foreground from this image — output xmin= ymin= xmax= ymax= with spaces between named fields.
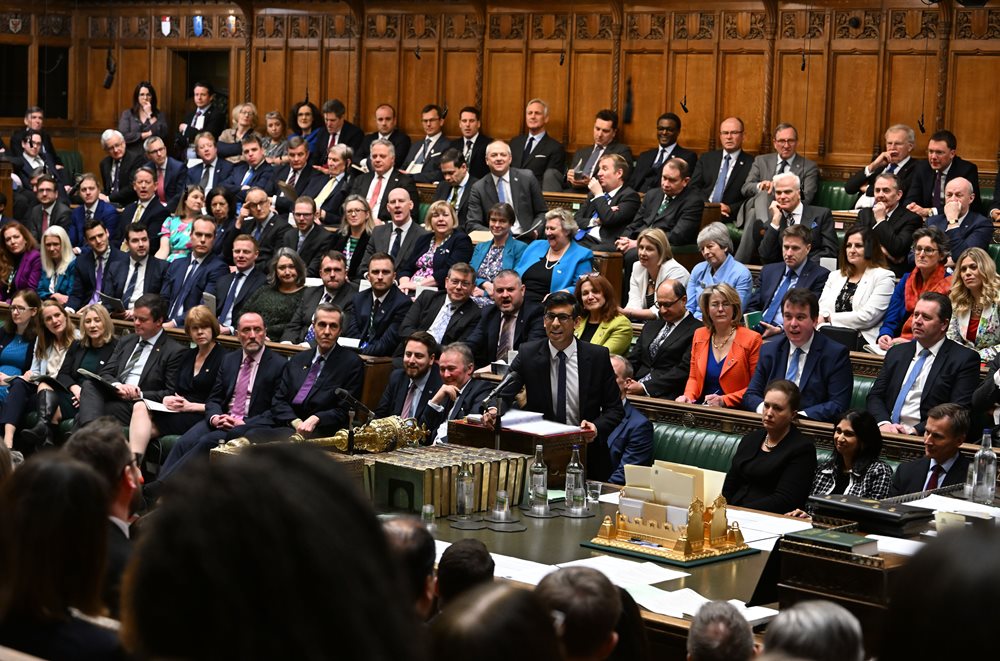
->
xmin=762 ymin=599 xmax=863 ymax=661
xmin=120 ymin=443 xmax=424 ymax=661
xmin=535 ymin=566 xmax=622 ymax=661
xmin=430 ymin=582 xmax=563 ymax=661
xmin=436 ymin=538 xmax=495 ymax=609
xmin=686 ymin=600 xmax=754 ymax=661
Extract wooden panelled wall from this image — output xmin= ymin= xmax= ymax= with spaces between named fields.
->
xmin=0 ymin=0 xmax=997 ymax=182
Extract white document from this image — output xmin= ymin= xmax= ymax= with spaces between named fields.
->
xmin=489 ymin=553 xmax=558 ymax=586
xmin=598 ymin=490 xmax=622 ymax=505
xmin=623 ymin=585 xmax=686 ymax=618
xmin=434 ymin=539 xmax=452 ymax=563
xmin=727 ymin=600 xmax=780 ymax=626
xmin=304 ymin=277 xmax=323 ymax=288
xmin=866 ymin=534 xmax=926 ymax=557
xmin=337 ymin=337 xmax=361 ymax=349
xmin=141 ymin=399 xmax=172 ymax=413
xmin=907 ymin=493 xmax=1000 ymax=519
xmin=358 ymin=279 xmax=371 ymax=292
xmin=727 ymin=510 xmax=814 ymax=536
xmin=505 ymin=420 xmax=583 ymax=436
xmin=556 ymin=555 xmax=689 ymax=587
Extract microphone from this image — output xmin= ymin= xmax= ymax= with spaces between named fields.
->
xmin=335 ymin=388 xmax=375 ymax=419
xmin=481 ymin=369 xmax=519 ymax=408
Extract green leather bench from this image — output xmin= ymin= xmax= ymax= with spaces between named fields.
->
xmin=815 ymin=180 xmax=856 ymax=211
xmin=56 ymin=150 xmax=84 ymax=183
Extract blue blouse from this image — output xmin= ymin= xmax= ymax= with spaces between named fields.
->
xmin=37 ymin=259 xmax=77 ymax=301
xmin=701 ymin=350 xmax=724 ymax=403
xmin=686 ymin=255 xmax=752 ymax=320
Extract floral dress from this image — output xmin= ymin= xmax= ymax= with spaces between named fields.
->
xmin=159 ymin=216 xmax=193 ymax=262
xmin=472 ymin=244 xmax=505 ymax=308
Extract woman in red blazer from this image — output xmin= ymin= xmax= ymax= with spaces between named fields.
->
xmin=677 ymin=283 xmax=762 ymax=408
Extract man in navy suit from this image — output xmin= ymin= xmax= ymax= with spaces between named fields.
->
xmin=222 ymin=135 xmax=276 ymax=201
xmin=375 ymin=331 xmax=444 ymax=420
xmin=465 ymin=270 xmax=546 ymax=367
xmin=688 ymin=117 xmax=754 ymax=221
xmin=421 ymin=342 xmax=494 ymax=444
xmin=280 ymin=196 xmax=334 ymax=277
xmin=844 ymin=124 xmax=917 ymax=206
xmin=745 ymin=224 xmax=829 ymax=338
xmin=853 ymin=172 xmax=923 ymax=277
xmin=396 ymin=263 xmax=480 ymax=364
xmin=273 ymin=137 xmax=315 ymax=215
xmin=483 ymin=291 xmax=625 ymax=480
xmin=888 ymin=404 xmax=972 ymax=496
xmin=455 ymin=107 xmax=492 ymax=180
xmin=185 ymin=132 xmax=233 ymax=192
xmin=156 ymin=311 xmax=288 ymax=481
xmin=67 ymin=220 xmax=130 ymax=312
xmin=143 ymin=136 xmax=187 ymax=210
xmin=433 ymin=149 xmax=476 ymax=232
xmin=281 ymin=251 xmax=358 ymax=345
xmin=207 ymin=234 xmax=266 ymax=334
xmin=743 ymin=288 xmax=852 ymax=422
xmin=744 ymin=171 xmax=838 ymax=265
xmin=564 ymin=109 xmax=634 ymax=193
xmin=401 ymin=104 xmax=452 ymax=184
xmin=99 ymin=129 xmax=143 ymax=207
xmin=121 ymin=222 xmax=167 ymax=315
xmin=618 ymin=158 xmax=705 ymax=250
xmin=925 ymin=177 xmax=992 ymax=266
xmin=349 ymin=139 xmax=419 ymax=222
xmin=868 ymin=293 xmax=979 ymax=436
xmin=628 ymin=112 xmax=698 ymax=193
xmin=160 ymin=218 xmax=229 ymax=327
xmin=574 ymin=153 xmax=642 ymax=252
xmin=626 ymin=279 xmax=701 ymax=399
xmin=314 ymin=99 xmax=365 ymax=164
xmin=344 ymin=252 xmax=412 ymax=357
xmin=508 ymin=98 xmax=567 ymax=191
xmin=177 ymin=81 xmax=227 ymax=151
xmin=223 ymin=187 xmax=290 ymax=268
xmin=606 ymin=355 xmax=654 ymax=484
xmin=356 ymin=103 xmax=411 ymax=168
xmin=904 ymin=129 xmax=983 ymax=218
xmin=118 ymin=167 xmax=170 ymax=246
xmin=69 ymin=174 xmax=121 ymax=248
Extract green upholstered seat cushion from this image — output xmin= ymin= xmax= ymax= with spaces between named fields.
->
xmin=815 ymin=180 xmax=857 ymax=211
xmin=851 ymin=376 xmax=875 ymax=411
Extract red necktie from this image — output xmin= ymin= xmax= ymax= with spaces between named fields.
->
xmin=926 ymin=464 xmax=945 ymax=491
xmin=368 ymin=175 xmax=383 ymax=209
xmin=156 ymin=167 xmax=166 ymax=203
xmin=42 ymin=210 xmax=49 ymax=233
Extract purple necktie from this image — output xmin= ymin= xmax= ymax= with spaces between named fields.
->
xmin=230 ymin=355 xmax=254 ymax=421
xmin=292 ymin=355 xmax=325 ymax=405
xmin=89 ymin=256 xmax=104 ymax=304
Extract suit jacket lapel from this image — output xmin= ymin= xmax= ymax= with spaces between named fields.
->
xmin=137 ymin=335 xmax=162 ymax=383
xmin=923 ymin=342 xmax=949 ymax=404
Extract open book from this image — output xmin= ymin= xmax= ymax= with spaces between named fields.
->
xmin=13 ymin=373 xmax=70 ymax=393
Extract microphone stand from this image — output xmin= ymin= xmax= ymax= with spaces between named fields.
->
xmin=346 ymin=409 xmax=355 ymax=454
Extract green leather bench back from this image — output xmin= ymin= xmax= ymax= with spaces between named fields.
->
xmin=651 ymin=425 xmax=743 ymax=472
xmin=989 ymin=244 xmax=1000 ymax=273
xmin=815 ymin=181 xmax=856 ymax=211
xmin=851 ymin=375 xmax=875 ymax=411
xmin=57 ymin=150 xmax=84 ymax=183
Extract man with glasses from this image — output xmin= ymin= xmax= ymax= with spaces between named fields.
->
xmin=16 ymin=128 xmax=65 ymax=190
xmin=11 ymin=106 xmax=63 ymax=170
xmin=401 ymin=104 xmax=453 ymax=184
xmin=628 ymin=112 xmax=698 ymax=193
xmin=99 ymin=129 xmax=143 ymax=206
xmin=344 ymin=252 xmax=412 ymax=357
xmin=482 ymin=291 xmax=624 ymax=480
xmin=625 ymin=279 xmax=700 ymax=399
xmin=143 ymin=136 xmax=187 ymax=209
xmin=24 ymin=174 xmax=70 ymax=243
xmin=395 ymin=263 xmax=480 ymax=364
xmin=279 ymin=196 xmax=334 ymax=277
xmin=282 ymin=250 xmax=358 ymax=346
xmin=689 ymin=117 xmax=754 ymax=220
xmin=227 ymin=187 xmax=289 ymax=268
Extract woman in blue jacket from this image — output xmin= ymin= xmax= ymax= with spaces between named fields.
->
xmin=469 ymin=202 xmax=527 ymax=306
xmin=515 ymin=208 xmax=593 ymax=304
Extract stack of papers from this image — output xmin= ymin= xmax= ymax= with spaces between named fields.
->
xmin=556 ymin=555 xmax=689 ymax=586
xmin=625 ymin=585 xmax=778 ymax=625
xmin=726 ymin=509 xmax=813 ymax=551
xmin=434 ymin=540 xmax=558 ymax=586
xmin=906 ymin=493 xmax=1000 ymax=519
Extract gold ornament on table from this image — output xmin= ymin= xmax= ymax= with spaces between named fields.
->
xmin=289 ymin=415 xmax=428 ymax=453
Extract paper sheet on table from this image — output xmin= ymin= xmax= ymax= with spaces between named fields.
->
xmin=747 ymin=537 xmax=780 ymax=552
xmin=490 ymin=553 xmax=558 ymax=585
xmin=598 ymin=489 xmax=622 ymax=505
xmin=504 ymin=420 xmax=584 ymax=436
xmin=434 ymin=540 xmax=452 ymax=563
xmin=624 ymin=585 xmax=685 ymax=618
xmin=556 ymin=555 xmax=688 ymax=586
xmin=728 ymin=600 xmax=780 ymax=626
xmin=727 ymin=510 xmax=814 ymax=535
xmin=866 ymin=534 xmax=926 ymax=557
xmin=906 ymin=493 xmax=1000 ymax=519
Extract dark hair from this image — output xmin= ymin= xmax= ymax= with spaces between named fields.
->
xmin=781 ymin=223 xmax=812 ymax=246
xmin=575 ymin=273 xmax=618 ymax=324
xmin=431 ymin=583 xmax=561 ymax=661
xmin=63 ymin=418 xmax=132 ymax=495
xmin=440 ymin=148 xmax=465 ymax=168
xmin=126 ymin=222 xmax=149 ymax=240
xmin=437 ymin=539 xmax=494 ymax=607
xmin=544 ymin=290 xmax=581 ymax=318
xmin=368 ymin=251 xmax=396 ymax=269
xmin=926 ymin=403 xmax=970 ymax=439
xmin=686 ymin=600 xmax=754 ymax=661
xmin=321 ymin=99 xmax=346 ymax=117
xmin=133 ymin=293 xmax=167 ymax=322
xmin=321 ymin=249 xmax=347 ymax=267
xmin=290 ymin=100 xmax=321 ymax=134
xmin=131 ymin=81 xmax=160 ymax=119
xmin=912 ymin=225 xmax=949 ymax=264
xmin=421 ymin=104 xmax=444 ymax=118
xmin=405 ymin=331 xmax=441 ymax=360
xmin=781 ymin=287 xmax=819 ymax=319
xmin=3 ymin=289 xmax=41 ymax=344
xmin=206 ymin=185 xmax=236 ymax=224
xmin=488 ymin=203 xmax=515 ymax=226
xmin=596 ymin=108 xmax=619 ymax=129
xmin=240 ymin=133 xmax=263 ymax=149
xmin=0 ymin=222 xmax=39 ymax=285
xmin=657 ymin=111 xmax=682 ymax=130
xmin=382 ymin=517 xmax=436 ymax=606
xmin=764 ymin=379 xmax=802 ymax=412
xmin=839 ymin=225 xmax=887 ymax=277
xmin=121 ymin=444 xmax=420 ymax=660
xmin=833 ymin=410 xmax=884 ymax=475
xmin=175 ymin=184 xmax=207 ymax=218
xmin=536 ymin=567 xmax=622 ymax=660
xmin=663 ymin=156 xmax=688 ymax=178
xmin=192 ymin=80 xmax=215 ymax=96
xmin=459 ymin=106 xmax=481 ymax=120
xmin=608 ymin=587 xmax=651 ymax=661
xmin=918 ymin=291 xmax=952 ymax=322
xmin=21 ymin=128 xmax=41 ymax=146
xmin=929 ymin=129 xmax=957 ymax=150
xmin=0 ymin=454 xmax=110 ymax=620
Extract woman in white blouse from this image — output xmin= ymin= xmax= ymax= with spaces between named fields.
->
xmin=620 ymin=227 xmax=690 ymax=321
xmin=817 ymin=225 xmax=895 ymax=346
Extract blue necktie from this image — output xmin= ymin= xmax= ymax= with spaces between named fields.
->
xmin=220 ymin=272 xmax=245 ymax=326
xmin=170 ymin=259 xmax=199 ymax=320
xmin=763 ymin=270 xmax=794 ymax=326
xmin=785 ymin=347 xmax=803 ymax=383
xmin=891 ymin=348 xmax=931 ymax=424
xmin=555 ymin=350 xmax=567 ymax=424
xmin=711 ymin=154 xmax=731 ymax=203
xmin=496 ymin=177 xmax=507 ymax=203
xmin=240 ymin=167 xmax=254 ymax=187
xmin=123 ymin=260 xmax=141 ymax=308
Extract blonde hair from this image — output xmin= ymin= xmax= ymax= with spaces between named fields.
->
xmin=636 ymin=227 xmax=672 ymax=263
xmin=77 ymin=304 xmax=114 ymax=348
xmin=950 ymin=247 xmax=1000 ymax=314
xmin=424 ymin=200 xmax=459 ymax=233
xmin=698 ymin=283 xmax=743 ymax=331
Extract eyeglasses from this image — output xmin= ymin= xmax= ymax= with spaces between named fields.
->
xmin=345 ymin=208 xmax=367 ymax=215
xmin=543 ymin=313 xmax=574 ymax=323
xmin=708 ymin=301 xmax=733 ymax=309
xmin=10 ymin=305 xmax=36 ymax=314
xmin=656 ymin=299 xmax=680 ymax=309
xmin=774 ymin=138 xmax=797 ymax=145
xmin=293 ymin=212 xmax=314 ymax=218
xmin=243 ymin=201 xmax=267 ymax=210
xmin=914 ymin=246 xmax=939 ymax=254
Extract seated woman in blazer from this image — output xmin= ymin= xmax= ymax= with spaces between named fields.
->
xmin=573 ymin=273 xmax=632 ymax=356
xmin=515 ymin=208 xmax=593 ymax=305
xmin=722 ymin=380 xmax=817 ymax=514
xmin=621 ymin=227 xmax=690 ymax=322
xmin=817 ymin=226 xmax=895 ymax=347
xmin=397 ymin=200 xmax=474 ymax=294
xmin=677 ymin=283 xmax=761 ymax=408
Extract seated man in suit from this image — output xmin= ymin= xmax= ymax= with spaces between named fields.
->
xmin=359 ymin=187 xmax=429 ymax=275
xmin=397 ymin=262 xmax=480 ymax=362
xmin=456 ymin=106 xmax=492 ymax=180
xmin=304 ymin=143 xmax=354 ymax=226
xmin=160 ymin=217 xmax=229 ymax=327
xmin=315 ymin=98 xmax=365 ymax=163
xmin=273 ymin=137 xmax=315 ymax=216
xmin=574 ymin=153 xmax=642 ymax=252
xmin=628 ymin=112 xmax=698 ymax=193
xmin=16 ymin=128 xmax=66 ymax=191
xmin=434 ymin=149 xmax=476 ymax=232
xmin=143 ymin=136 xmax=187 ymax=209
xmin=745 ymin=224 xmax=830 ymax=339
xmin=356 ymin=103 xmax=411 ymax=168
xmin=70 ymin=173 xmax=121 ymax=248
xmin=282 ymin=250 xmax=358 ymax=345
xmin=925 ymin=177 xmax=991 ymax=267
xmin=344 ymin=252 xmax=413 ymax=356
xmin=743 ymin=288 xmax=852 ymax=422
xmin=280 ymin=196 xmax=334 ymax=277
xmin=853 ymin=172 xmax=923 ymax=277
xmin=904 ymin=129 xmax=983 ymax=218
xmin=75 ymin=293 xmax=185 ymax=428
xmin=186 ymin=131 xmax=233 ymax=192
xmin=24 ymin=174 xmax=71 ymax=243
xmin=121 ymin=222 xmax=168 ymax=316
xmin=625 ymin=279 xmax=701 ymax=399
xmin=99 ymin=129 xmax=143 ymax=207
xmin=844 ymin=124 xmax=916 ymax=208
xmin=617 ymin=157 xmax=705 ymax=256
xmin=67 ymin=219 xmax=129 ymax=312
xmin=349 ymin=138 xmax=419 ymax=223
xmin=154 ymin=311 xmax=288 ymax=482
xmin=564 ymin=109 xmax=635 ymax=192
xmin=119 ymin=166 xmax=170 ymax=246
xmin=739 ymin=171 xmax=838 ymax=265
xmin=209 ymin=234 xmax=266 ymax=334
xmin=482 ymin=292 xmax=624 ymax=480
xmin=401 ymin=104 xmax=452 ymax=184
xmin=466 ymin=140 xmax=548 ymax=238
xmin=688 ymin=117 xmax=753 ymax=221
xmin=465 ymin=269 xmax=546 ymax=367
xmin=509 ymin=98 xmax=567 ymax=192
xmin=11 ymin=108 xmax=63 ymax=170
xmin=222 ymin=134 xmax=276 ymax=202
xmin=868 ymin=292 xmax=979 ymax=436
xmin=423 ymin=342 xmax=495 ymax=444
xmin=888 ymin=403 xmax=972 ymax=496
xmin=375 ymin=331 xmax=443 ymax=420
xmin=606 ymin=354 xmax=654 ymax=484
xmin=223 ymin=187 xmax=290 ymax=268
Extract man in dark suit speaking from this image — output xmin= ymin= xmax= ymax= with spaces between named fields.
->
xmin=888 ymin=403 xmax=972 ymax=496
xmin=482 ymin=291 xmax=624 ymax=480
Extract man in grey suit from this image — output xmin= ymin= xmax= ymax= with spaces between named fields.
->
xmin=359 ymin=188 xmax=430 ymax=276
xmin=735 ymin=123 xmax=820 ymax=263
xmin=465 ymin=140 xmax=548 ymax=238
xmin=349 ymin=139 xmax=419 ymax=222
